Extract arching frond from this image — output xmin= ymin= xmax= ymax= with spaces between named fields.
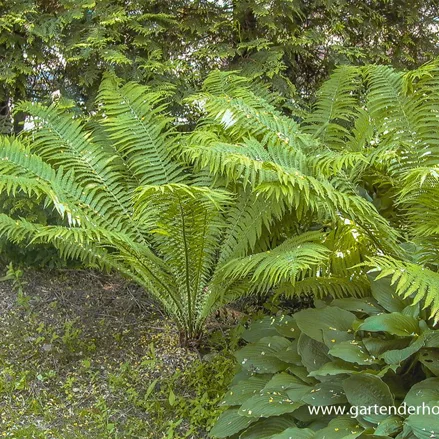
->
xmin=98 ymin=74 xmax=187 ymax=185
xmin=368 ymin=255 xmax=439 ymax=323
xmin=303 ymin=65 xmax=361 ymax=149
xmin=221 ymin=232 xmax=330 ymax=292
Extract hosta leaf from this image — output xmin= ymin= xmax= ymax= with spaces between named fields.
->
xmin=274 ymin=346 xmax=302 ymax=365
xmin=239 ymin=390 xmax=302 ymax=418
xmin=239 ymin=416 xmax=297 ymax=439
xmin=329 ymin=340 xmax=379 ymax=365
xmin=294 ymin=307 xmax=356 ymax=343
xmin=236 ymin=336 xmax=291 ymax=374
xmin=322 ymin=329 xmax=356 ymax=348
xmin=269 ymin=427 xmax=315 ymax=439
xmin=425 ymin=331 xmax=439 ymax=348
xmin=374 ymin=416 xmax=403 ymax=436
xmin=287 ymin=365 xmax=317 ymax=384
xmin=343 ymin=374 xmax=394 ymax=423
xmin=395 ymin=423 xmax=418 ymax=439
xmin=368 ymin=275 xmax=407 ymax=313
xmin=359 ymin=313 xmax=420 ymax=337
xmin=285 ymin=383 xmax=315 ymax=402
xmin=243 ymin=317 xmax=283 ymax=342
xmin=263 ymin=372 xmax=311 ymax=394
xmin=222 ymin=376 xmax=271 ymax=406
xmin=401 ymin=303 xmax=421 ymax=319
xmin=331 ymin=298 xmax=383 ymax=316
xmin=418 ymin=348 xmax=439 ymax=376
xmin=210 ymin=408 xmax=255 ymax=438
xmin=404 ymin=378 xmax=439 ymax=407
xmin=406 ymin=409 xmax=439 ymax=439
xmin=314 ymin=417 xmax=364 ymax=439
xmin=363 ymin=338 xmax=410 ymax=357
xmin=291 ymin=404 xmax=333 ymax=423
xmin=380 ymin=334 xmax=426 ymax=365
xmin=309 ymin=360 xmax=362 ymax=377
xmin=274 ymin=316 xmax=300 ymax=339
xmin=358 ymin=435 xmax=393 ymax=438
xmin=301 ymin=381 xmax=347 ymax=406
xmin=297 ymin=333 xmax=330 ymax=373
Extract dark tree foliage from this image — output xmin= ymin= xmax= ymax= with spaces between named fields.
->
xmin=1 ymin=0 xmax=438 ymax=131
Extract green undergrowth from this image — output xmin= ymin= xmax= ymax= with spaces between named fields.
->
xmin=0 ymin=269 xmax=236 ymax=438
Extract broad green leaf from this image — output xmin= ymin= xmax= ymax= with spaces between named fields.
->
xmin=274 ymin=342 xmax=301 ymax=365
xmin=363 ymin=338 xmax=410 ymax=357
xmin=287 ymin=365 xmax=317 ymax=384
xmin=358 ymin=435 xmax=393 ymax=438
xmin=343 ymin=374 xmax=394 ymax=423
xmin=404 ymin=378 xmax=439 ymax=407
xmin=270 ymin=427 xmax=315 ymax=439
xmin=274 ymin=316 xmax=300 ymax=339
xmin=331 ymin=298 xmax=383 ymax=316
xmin=291 ymin=404 xmax=333 ymax=423
xmin=395 ymin=423 xmax=418 ymax=439
xmin=209 ymin=408 xmax=255 ymax=438
xmin=297 ymin=333 xmax=330 ymax=373
xmin=239 ymin=416 xmax=297 ymax=439
xmin=314 ymin=417 xmax=364 ymax=439
xmin=263 ymin=372 xmax=311 ymax=394
xmin=368 ymin=275 xmax=407 ymax=313
xmin=329 ymin=340 xmax=379 ymax=365
xmin=236 ymin=336 xmax=291 ymax=374
xmin=243 ymin=316 xmax=283 ymax=342
xmin=406 ymin=410 xmax=439 ymax=439
xmin=222 ymin=376 xmax=270 ymax=406
xmin=239 ymin=390 xmax=302 ymax=417
xmin=418 ymin=348 xmax=439 ymax=376
xmin=359 ymin=313 xmax=420 ymax=337
xmin=425 ymin=331 xmax=439 ymax=348
xmin=374 ymin=416 xmax=403 ymax=436
xmin=295 ymin=306 xmax=356 ymax=344
xmin=402 ymin=303 xmax=421 ymax=319
xmin=301 ymin=381 xmax=347 ymax=406
xmin=323 ymin=329 xmax=357 ymax=348
xmin=309 ymin=360 xmax=362 ymax=377
xmin=380 ymin=335 xmax=425 ymax=365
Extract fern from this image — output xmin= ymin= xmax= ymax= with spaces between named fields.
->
xmin=3 ymin=64 xmax=437 ymax=340
xmin=2 ymin=74 xmax=386 ymax=342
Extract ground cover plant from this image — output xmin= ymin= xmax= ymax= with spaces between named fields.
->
xmin=211 ymin=277 xmax=439 ymax=439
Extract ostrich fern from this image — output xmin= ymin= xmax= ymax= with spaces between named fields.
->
xmin=0 ymin=72 xmax=399 ymax=341
xmin=299 ymin=61 xmax=439 ymax=321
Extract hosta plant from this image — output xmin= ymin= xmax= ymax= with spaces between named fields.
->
xmin=0 ymin=71 xmax=395 ymax=343
xmin=211 ymin=277 xmax=439 ymax=439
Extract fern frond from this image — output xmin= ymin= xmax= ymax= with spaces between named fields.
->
xmin=303 ymin=65 xmax=361 ymax=149
xmin=221 ymin=232 xmax=330 ymax=292
xmin=98 ymin=74 xmax=186 ymax=185
xmin=216 ymin=187 xmax=286 ymax=265
xmin=368 ymin=255 xmax=439 ymax=322
xmin=134 ymin=184 xmax=231 ymax=335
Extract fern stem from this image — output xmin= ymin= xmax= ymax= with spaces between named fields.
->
xmin=177 ymin=195 xmax=194 ymax=339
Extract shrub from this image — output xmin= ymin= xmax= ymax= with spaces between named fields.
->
xmin=211 ymin=277 xmax=439 ymax=439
